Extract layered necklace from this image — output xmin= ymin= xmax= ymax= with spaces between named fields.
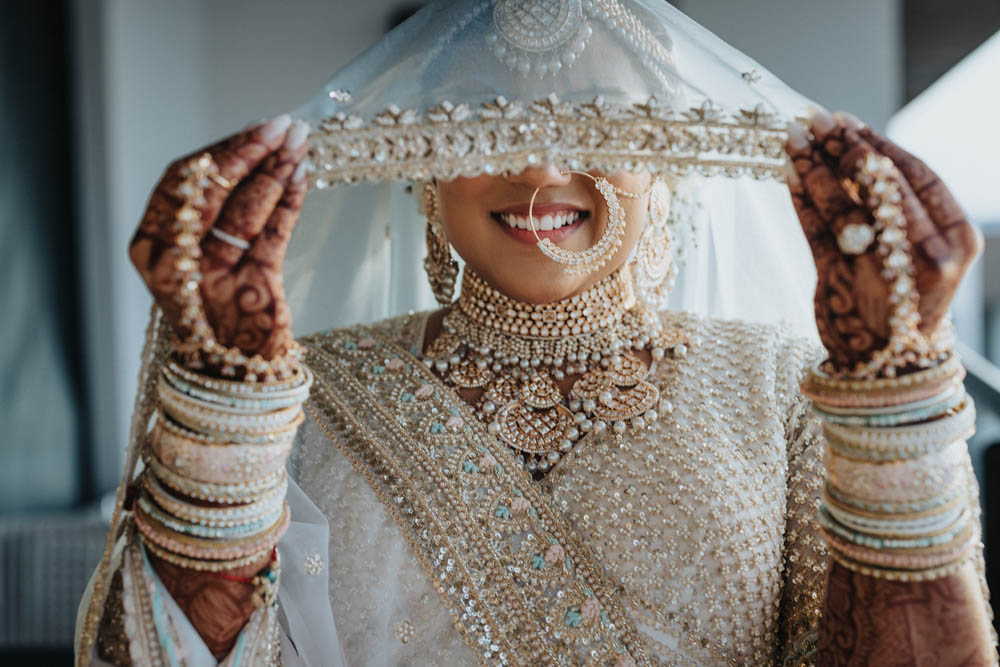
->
xmin=422 ymin=267 xmax=687 ymax=477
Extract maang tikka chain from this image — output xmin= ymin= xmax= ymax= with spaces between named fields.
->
xmin=528 ymin=171 xmax=653 ymax=277
xmin=422 ymin=183 xmax=459 ymax=306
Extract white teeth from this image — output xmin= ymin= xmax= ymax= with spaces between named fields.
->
xmin=499 ymin=211 xmax=581 ymax=231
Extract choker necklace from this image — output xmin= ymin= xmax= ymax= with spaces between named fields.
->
xmin=423 ymin=267 xmax=687 ymax=478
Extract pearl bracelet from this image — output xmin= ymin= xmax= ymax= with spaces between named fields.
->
xmin=166 ymin=356 xmax=308 ymax=396
xmin=157 ymin=408 xmax=304 ymax=445
xmin=144 ymin=454 xmax=286 ymax=504
xmin=821 ymin=398 xmax=975 ymax=456
xmin=137 ymin=494 xmax=283 ymax=540
xmin=162 ymin=364 xmax=313 ymax=411
xmin=142 ymin=471 xmax=286 ymax=528
xmin=802 ymin=354 xmax=963 ymax=408
xmin=822 ymin=490 xmax=966 ymax=538
xmin=134 ymin=500 xmax=290 ymax=561
xmin=158 ymin=376 xmax=304 ymax=431
xmin=828 ymin=548 xmax=972 ymax=582
xmin=140 ymin=531 xmax=274 ymax=572
xmin=813 ymin=384 xmax=965 ymax=428
xmin=150 ymin=420 xmax=293 ymax=485
xmin=823 ymin=480 xmax=961 ymax=516
xmin=819 ymin=506 xmax=969 ymax=551
xmin=825 ymin=439 xmax=966 ymax=504
xmin=823 ymin=526 xmax=976 ymax=572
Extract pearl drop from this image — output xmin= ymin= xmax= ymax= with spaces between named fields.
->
xmin=546 ymin=451 xmax=560 ymax=464
xmin=583 ymin=399 xmax=596 ymax=411
xmin=613 ymin=420 xmax=627 ymax=434
xmin=488 ymin=421 xmax=500 ymax=434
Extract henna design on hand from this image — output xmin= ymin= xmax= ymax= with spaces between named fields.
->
xmin=784 ymin=111 xmax=981 ymax=370
xmin=129 ymin=116 xmax=309 ymax=364
xmin=817 ymin=561 xmax=995 ymax=667
xmin=148 ymin=550 xmax=272 ymax=660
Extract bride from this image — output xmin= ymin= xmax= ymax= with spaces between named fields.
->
xmin=76 ymin=1 xmax=996 ymax=665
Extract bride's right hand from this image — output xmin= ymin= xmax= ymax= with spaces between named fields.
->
xmin=129 ymin=114 xmax=310 ymax=362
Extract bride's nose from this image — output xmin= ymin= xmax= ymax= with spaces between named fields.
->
xmin=504 ymin=164 xmax=572 ymax=189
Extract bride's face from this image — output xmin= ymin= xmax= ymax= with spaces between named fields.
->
xmin=436 ymin=166 xmax=652 ymax=303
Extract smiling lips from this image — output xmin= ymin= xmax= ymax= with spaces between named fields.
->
xmin=492 ymin=203 xmax=590 ymax=244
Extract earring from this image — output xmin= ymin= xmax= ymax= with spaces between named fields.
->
xmin=422 ymin=183 xmax=459 ymax=307
xmin=632 ymin=178 xmax=675 ymax=308
xmin=528 ymin=171 xmax=652 ymax=277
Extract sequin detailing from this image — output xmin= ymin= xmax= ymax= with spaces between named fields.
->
xmin=296 ymin=311 xmax=842 ymax=665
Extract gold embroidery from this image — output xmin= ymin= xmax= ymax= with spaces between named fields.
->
xmin=302 ymin=325 xmax=653 ymax=665
xmin=308 ymin=95 xmax=789 ymax=187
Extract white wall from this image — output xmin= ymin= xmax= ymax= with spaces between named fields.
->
xmin=75 ymin=0 xmax=905 ymax=495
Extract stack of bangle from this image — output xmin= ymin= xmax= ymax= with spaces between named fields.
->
xmin=804 ymin=351 xmax=978 ymax=582
xmin=135 ymin=352 xmax=311 ymax=593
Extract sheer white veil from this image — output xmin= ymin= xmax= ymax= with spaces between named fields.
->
xmin=288 ymin=0 xmax=820 ymax=340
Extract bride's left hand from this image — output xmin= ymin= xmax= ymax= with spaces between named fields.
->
xmin=784 ymin=110 xmax=982 ymax=369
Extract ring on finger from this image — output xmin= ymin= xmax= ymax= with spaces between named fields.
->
xmin=210 ymin=172 xmax=236 ymax=191
xmin=209 ymin=227 xmax=251 ymax=251
xmin=837 ymin=223 xmax=875 ymax=255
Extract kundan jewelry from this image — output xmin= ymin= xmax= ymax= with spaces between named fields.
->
xmin=528 ymin=171 xmax=654 ymax=276
xmin=423 ymin=266 xmax=687 ymax=476
xmin=422 ymin=183 xmax=460 ymax=306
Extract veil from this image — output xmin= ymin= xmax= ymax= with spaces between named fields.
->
xmin=287 ymin=0 xmax=820 ymax=340
xmin=78 ymin=1 xmax=823 ymax=663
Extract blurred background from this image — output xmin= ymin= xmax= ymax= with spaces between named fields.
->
xmin=1 ymin=0 xmax=999 ymax=662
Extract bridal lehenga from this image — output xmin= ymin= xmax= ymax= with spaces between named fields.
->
xmin=76 ymin=1 xmax=991 ymax=665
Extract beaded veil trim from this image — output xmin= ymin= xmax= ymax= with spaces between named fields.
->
xmin=308 ymin=95 xmax=789 ymax=187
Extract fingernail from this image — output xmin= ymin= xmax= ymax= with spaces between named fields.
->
xmin=834 ymin=111 xmax=865 ymax=130
xmin=284 ymin=120 xmax=310 ymax=151
xmin=786 ymin=121 xmax=809 ymax=150
xmin=260 ymin=114 xmax=292 ymax=142
xmin=808 ymin=107 xmax=835 ymax=137
xmin=292 ymin=160 xmax=309 ymax=183
xmin=783 ymin=159 xmax=800 ymax=185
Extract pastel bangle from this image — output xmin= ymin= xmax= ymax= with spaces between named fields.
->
xmin=823 ymin=525 xmax=976 ymax=571
xmin=824 ymin=432 xmax=973 ymax=464
xmin=819 ymin=505 xmax=969 ymax=550
xmin=811 ymin=381 xmax=962 ymax=417
xmin=140 ymin=532 xmax=274 ymax=572
xmin=137 ymin=495 xmax=282 ymax=540
xmin=166 ymin=355 xmax=308 ymax=395
xmin=157 ymin=408 xmax=304 ymax=445
xmin=142 ymin=471 xmax=286 ymax=527
xmin=802 ymin=354 xmax=963 ymax=408
xmin=813 ymin=385 xmax=966 ymax=427
xmin=821 ymin=399 xmax=976 ymax=456
xmin=134 ymin=500 xmax=289 ymax=561
xmin=163 ymin=365 xmax=312 ymax=412
xmin=150 ymin=421 xmax=292 ymax=484
xmin=159 ymin=376 xmax=304 ymax=429
xmin=825 ymin=439 xmax=967 ymax=503
xmin=828 ymin=548 xmax=972 ymax=582
xmin=824 ymin=480 xmax=962 ymax=516
xmin=822 ymin=492 xmax=966 ymax=537
xmin=144 ymin=453 xmax=286 ymax=504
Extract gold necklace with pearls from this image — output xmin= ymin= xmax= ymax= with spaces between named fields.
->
xmin=423 ymin=267 xmax=687 ymax=477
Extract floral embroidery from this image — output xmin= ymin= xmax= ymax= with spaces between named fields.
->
xmin=303 ymin=552 xmax=325 ymax=576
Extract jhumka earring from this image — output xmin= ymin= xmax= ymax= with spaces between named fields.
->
xmin=631 ymin=178 xmax=675 ymax=308
xmin=528 ymin=171 xmax=653 ymax=276
xmin=422 ymin=182 xmax=459 ymax=307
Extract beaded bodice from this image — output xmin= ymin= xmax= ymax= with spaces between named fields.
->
xmin=290 ymin=310 xmax=838 ymax=666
